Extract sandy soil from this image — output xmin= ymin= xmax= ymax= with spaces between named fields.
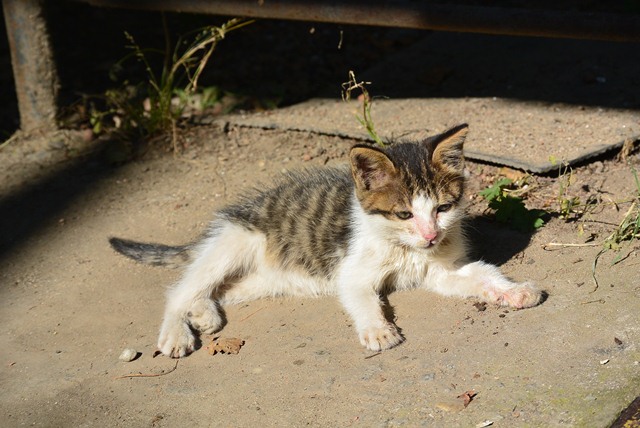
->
xmin=0 ymin=119 xmax=639 ymax=427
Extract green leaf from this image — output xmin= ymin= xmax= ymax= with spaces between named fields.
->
xmin=481 ymin=181 xmax=547 ymax=232
xmin=479 ymin=178 xmax=512 ymax=201
xmin=532 ymin=217 xmax=546 ymax=229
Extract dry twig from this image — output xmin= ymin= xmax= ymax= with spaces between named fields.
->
xmin=115 ymin=360 xmax=179 ymax=379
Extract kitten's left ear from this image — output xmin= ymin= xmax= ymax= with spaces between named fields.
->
xmin=428 ymin=123 xmax=468 ymax=171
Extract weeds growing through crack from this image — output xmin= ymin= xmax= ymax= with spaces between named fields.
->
xmin=553 ymin=158 xmax=580 ymax=220
xmin=341 ymin=71 xmax=385 ymax=147
xmin=591 ymin=166 xmax=640 ymax=290
xmin=544 ymin=159 xmax=640 ymax=291
xmin=551 ymin=157 xmax=601 ymax=224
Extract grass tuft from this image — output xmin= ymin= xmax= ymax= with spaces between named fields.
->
xmin=341 ymin=71 xmax=385 ymax=147
xmin=90 ymin=17 xmax=253 ymax=150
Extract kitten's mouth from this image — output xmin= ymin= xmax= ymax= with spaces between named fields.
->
xmin=421 ymin=239 xmax=438 ymax=249
xmin=399 ymin=236 xmax=441 ymax=250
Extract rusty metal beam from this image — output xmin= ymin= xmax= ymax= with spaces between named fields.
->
xmin=3 ymin=0 xmax=59 ymax=132
xmin=77 ymin=0 xmax=640 ymax=42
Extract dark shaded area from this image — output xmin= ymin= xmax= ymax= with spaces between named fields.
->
xmin=466 ymin=216 xmax=534 ymax=267
xmin=359 ymin=32 xmax=640 ymax=110
xmin=44 ymin=2 xmax=425 ymax=130
xmin=430 ymin=0 xmax=639 ymax=11
xmin=0 ymin=147 xmax=114 ymax=262
xmin=0 ymin=7 xmax=19 ymax=138
xmin=2 ymin=1 xmax=639 ymax=136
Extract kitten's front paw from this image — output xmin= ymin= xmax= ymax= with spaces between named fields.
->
xmin=158 ymin=318 xmax=196 ymax=358
xmin=358 ymin=323 xmax=404 ymax=352
xmin=487 ymin=282 xmax=543 ymax=309
xmin=187 ymin=299 xmax=222 ymax=334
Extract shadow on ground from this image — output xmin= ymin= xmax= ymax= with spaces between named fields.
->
xmin=355 ymin=33 xmax=640 ymax=110
xmin=466 ymin=215 xmax=534 ymax=267
xmin=0 ymin=145 xmax=116 ymax=268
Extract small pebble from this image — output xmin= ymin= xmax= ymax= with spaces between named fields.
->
xmin=119 ymin=348 xmax=138 ymax=362
xmin=422 ymin=373 xmax=436 ymax=381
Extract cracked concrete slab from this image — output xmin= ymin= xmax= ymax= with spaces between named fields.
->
xmin=223 ymin=97 xmax=638 ymax=173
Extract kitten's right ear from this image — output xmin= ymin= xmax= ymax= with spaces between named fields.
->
xmin=350 ymin=146 xmax=397 ymax=192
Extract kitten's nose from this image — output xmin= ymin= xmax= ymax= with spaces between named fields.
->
xmin=423 ymin=231 xmax=438 ymax=242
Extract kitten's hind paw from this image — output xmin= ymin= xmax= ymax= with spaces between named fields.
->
xmin=187 ymin=299 xmax=223 ymax=334
xmin=358 ymin=323 xmax=404 ymax=352
xmin=158 ymin=318 xmax=196 ymax=358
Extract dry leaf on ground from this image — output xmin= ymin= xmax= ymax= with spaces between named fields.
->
xmin=435 ymin=390 xmax=478 ymax=412
xmin=206 ymin=337 xmax=245 ymax=355
xmin=457 ymin=390 xmax=477 ymax=408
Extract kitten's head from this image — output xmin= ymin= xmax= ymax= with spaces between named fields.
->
xmin=349 ymin=124 xmax=468 ymax=250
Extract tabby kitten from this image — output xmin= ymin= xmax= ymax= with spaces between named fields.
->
xmin=110 ymin=124 xmax=542 ymax=358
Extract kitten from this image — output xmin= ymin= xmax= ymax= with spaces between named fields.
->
xmin=110 ymin=124 xmax=542 ymax=358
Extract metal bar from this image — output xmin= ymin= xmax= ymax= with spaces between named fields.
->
xmin=3 ymin=0 xmax=59 ymax=132
xmin=77 ymin=0 xmax=640 ymax=42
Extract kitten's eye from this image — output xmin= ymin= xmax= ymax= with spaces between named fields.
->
xmin=395 ymin=211 xmax=413 ymax=220
xmin=437 ymin=204 xmax=453 ymax=213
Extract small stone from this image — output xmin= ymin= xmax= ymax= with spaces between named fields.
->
xmin=119 ymin=348 xmax=138 ymax=362
xmin=49 ymin=139 xmax=66 ymax=150
xmin=422 ymin=373 xmax=436 ymax=381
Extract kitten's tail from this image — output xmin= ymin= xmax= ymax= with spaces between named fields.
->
xmin=109 ymin=237 xmax=192 ymax=269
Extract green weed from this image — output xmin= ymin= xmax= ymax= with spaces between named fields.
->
xmin=479 ymin=176 xmax=547 ymax=232
xmin=549 ymin=156 xmax=601 ymax=228
xmin=92 ymin=17 xmax=252 ymax=148
xmin=341 ymin=70 xmax=385 ymax=147
xmin=600 ymin=167 xmax=640 ymax=255
xmin=582 ymin=166 xmax=640 ymax=291
xmin=554 ymin=159 xmax=580 ymax=219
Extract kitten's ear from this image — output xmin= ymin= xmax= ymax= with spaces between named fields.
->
xmin=428 ymin=124 xmax=468 ymax=171
xmin=350 ymin=146 xmax=397 ymax=192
